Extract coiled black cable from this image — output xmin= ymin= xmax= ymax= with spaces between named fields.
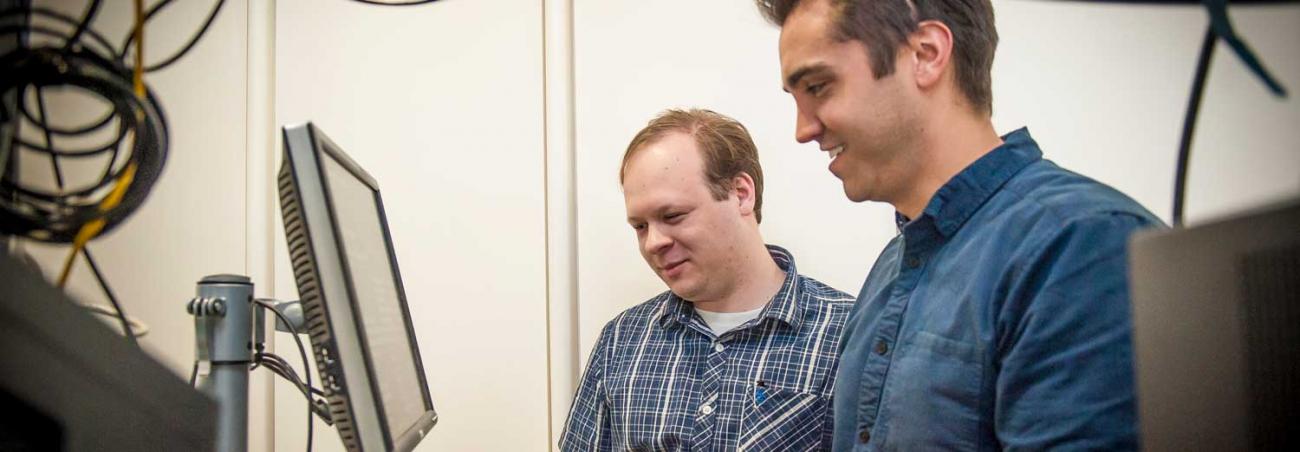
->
xmin=66 ymin=0 xmax=103 ymax=49
xmin=1 ymin=5 xmax=168 ymax=243
xmin=2 ymin=1 xmax=434 ymax=240
xmin=0 ymin=44 xmax=168 ymax=242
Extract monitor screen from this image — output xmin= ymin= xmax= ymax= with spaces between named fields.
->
xmin=279 ymin=122 xmax=436 ymax=452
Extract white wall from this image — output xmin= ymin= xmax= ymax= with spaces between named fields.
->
xmin=572 ymin=0 xmax=1300 ymax=365
xmin=993 ymin=1 xmax=1300 ymax=225
xmin=272 ymin=0 xmax=550 ymax=450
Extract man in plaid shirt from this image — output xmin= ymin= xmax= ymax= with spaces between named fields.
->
xmin=560 ymin=109 xmax=854 ymax=451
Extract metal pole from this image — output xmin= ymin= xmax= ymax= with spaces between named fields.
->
xmin=190 ymin=274 xmax=255 ymax=452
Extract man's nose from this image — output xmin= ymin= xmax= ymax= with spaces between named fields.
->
xmin=794 ymin=107 xmax=822 ymax=144
xmin=643 ymin=225 xmax=672 ymax=255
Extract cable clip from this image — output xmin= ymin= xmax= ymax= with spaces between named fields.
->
xmin=187 ymin=296 xmax=226 ymax=317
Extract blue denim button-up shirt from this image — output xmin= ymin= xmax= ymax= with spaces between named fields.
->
xmin=831 ymin=128 xmax=1163 ymax=451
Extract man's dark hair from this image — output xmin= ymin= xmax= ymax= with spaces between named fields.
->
xmin=757 ymin=0 xmax=998 ymax=114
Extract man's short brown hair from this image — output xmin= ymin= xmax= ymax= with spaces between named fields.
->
xmin=619 ymin=108 xmax=765 ymax=223
xmin=757 ymin=0 xmax=998 ymax=114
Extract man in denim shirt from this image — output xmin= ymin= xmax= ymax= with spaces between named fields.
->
xmin=756 ymin=0 xmax=1163 ymax=450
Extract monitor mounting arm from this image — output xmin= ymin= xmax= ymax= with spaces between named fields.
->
xmin=188 ymin=274 xmax=321 ymax=452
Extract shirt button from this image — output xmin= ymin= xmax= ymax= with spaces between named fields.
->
xmin=714 ymin=342 xmax=725 ymax=353
xmin=874 ymin=340 xmax=889 ymax=356
xmin=859 ymin=429 xmax=871 ymax=443
xmin=905 ymin=256 xmax=921 ymax=268
xmin=699 ymin=404 xmax=714 ymax=415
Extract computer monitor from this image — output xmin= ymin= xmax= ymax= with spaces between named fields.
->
xmin=1129 ymin=199 xmax=1298 ymax=452
xmin=278 ymin=122 xmax=437 ymax=452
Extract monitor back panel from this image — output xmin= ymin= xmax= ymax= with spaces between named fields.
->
xmin=1129 ymin=200 xmax=1299 ymax=452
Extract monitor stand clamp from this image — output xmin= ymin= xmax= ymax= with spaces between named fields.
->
xmin=188 ymin=274 xmax=309 ymax=452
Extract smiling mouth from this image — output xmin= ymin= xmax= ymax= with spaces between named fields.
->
xmin=823 ymin=145 xmax=844 ymax=160
xmin=661 ymin=260 xmax=686 ymax=273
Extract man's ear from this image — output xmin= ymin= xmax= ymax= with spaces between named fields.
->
xmin=910 ymin=20 xmax=954 ymax=90
xmin=732 ymin=172 xmax=757 ymax=217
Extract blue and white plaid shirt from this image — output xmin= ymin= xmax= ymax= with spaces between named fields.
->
xmin=561 ymin=245 xmax=854 ymax=451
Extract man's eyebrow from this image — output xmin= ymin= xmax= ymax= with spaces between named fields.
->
xmin=784 ymin=63 xmax=829 ymax=91
xmin=626 ymin=204 xmax=680 ymax=223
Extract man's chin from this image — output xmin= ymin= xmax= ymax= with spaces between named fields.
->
xmin=843 ymin=185 xmax=871 ymax=203
xmin=667 ymin=282 xmax=701 ymax=301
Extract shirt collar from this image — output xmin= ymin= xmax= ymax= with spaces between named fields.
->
xmin=657 ymin=244 xmax=804 ymax=331
xmin=912 ymin=127 xmax=1042 ymax=238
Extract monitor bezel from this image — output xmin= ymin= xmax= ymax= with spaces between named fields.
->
xmin=282 ymin=122 xmax=437 ymax=451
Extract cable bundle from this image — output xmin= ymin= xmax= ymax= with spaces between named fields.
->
xmin=0 ymin=1 xmax=227 ymax=343
xmin=0 ymin=4 xmax=173 ymax=244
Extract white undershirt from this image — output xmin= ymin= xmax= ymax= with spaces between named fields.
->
xmin=695 ymin=306 xmax=765 ymax=337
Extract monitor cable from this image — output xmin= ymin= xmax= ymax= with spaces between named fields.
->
xmin=118 ymin=0 xmax=228 ymax=73
xmin=256 ymin=352 xmax=334 ymax=424
xmin=253 ymin=298 xmax=325 ymax=452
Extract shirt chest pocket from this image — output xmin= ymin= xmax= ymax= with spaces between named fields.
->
xmin=880 ymin=330 xmax=983 ymax=449
xmin=737 ymin=386 xmax=829 ymax=451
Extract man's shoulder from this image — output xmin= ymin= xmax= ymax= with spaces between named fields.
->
xmin=796 ymin=274 xmax=855 ymax=303
xmin=594 ymin=291 xmax=675 ymax=339
xmin=792 ymin=274 xmax=856 ymax=321
xmin=1002 ymin=160 xmax=1163 ymax=229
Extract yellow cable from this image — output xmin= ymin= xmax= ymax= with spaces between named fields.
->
xmin=57 ymin=0 xmax=146 ymax=288
xmin=57 ymin=163 xmax=137 ymax=287
xmin=133 ymin=0 xmax=145 ymax=97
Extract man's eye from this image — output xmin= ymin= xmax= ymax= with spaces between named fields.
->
xmin=806 ymin=82 xmax=825 ymax=96
xmin=665 ymin=213 xmax=685 ymax=223
xmin=631 ymin=223 xmax=647 ymax=231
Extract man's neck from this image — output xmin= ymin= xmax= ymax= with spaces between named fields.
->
xmin=700 ymin=242 xmax=787 ymax=313
xmin=893 ymin=109 xmax=1003 ymax=220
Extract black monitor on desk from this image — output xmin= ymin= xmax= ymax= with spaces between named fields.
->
xmin=0 ymin=254 xmax=216 ymax=452
xmin=1129 ymin=199 xmax=1299 ymax=452
xmin=279 ymin=122 xmax=437 ymax=452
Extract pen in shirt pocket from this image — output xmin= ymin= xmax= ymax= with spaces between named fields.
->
xmin=754 ymin=380 xmax=768 ymax=405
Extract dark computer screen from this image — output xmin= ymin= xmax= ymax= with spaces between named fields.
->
xmin=0 ymin=254 xmax=216 ymax=452
xmin=1129 ymin=199 xmax=1299 ymax=452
